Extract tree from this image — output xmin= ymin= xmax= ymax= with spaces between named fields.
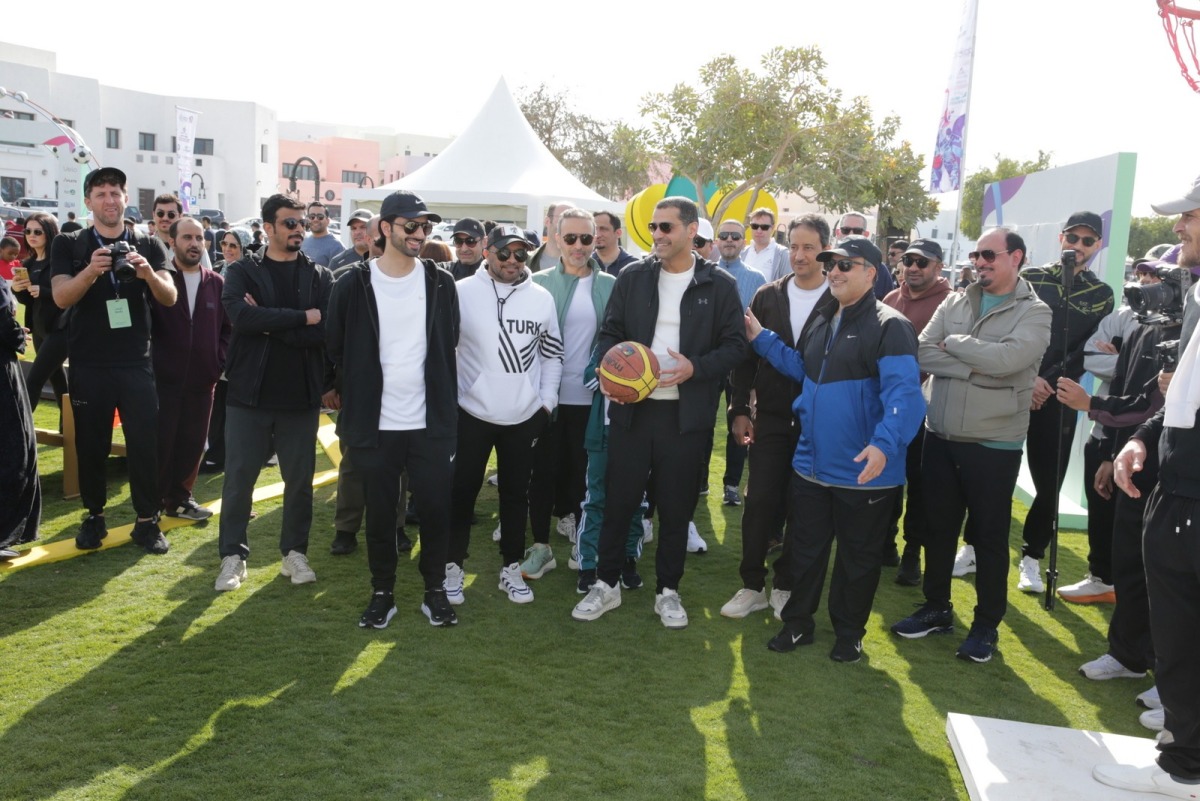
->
xmin=959 ymin=152 xmax=1053 ymax=240
xmin=1127 ymin=215 xmax=1178 ymax=259
xmin=517 ymin=84 xmax=650 ymax=201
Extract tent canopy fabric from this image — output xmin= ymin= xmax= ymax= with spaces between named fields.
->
xmin=341 ymin=78 xmax=622 ymax=228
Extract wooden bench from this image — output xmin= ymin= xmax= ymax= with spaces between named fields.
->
xmin=34 ymin=392 xmax=127 ymax=500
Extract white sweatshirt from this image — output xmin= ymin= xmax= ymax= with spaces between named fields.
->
xmin=456 ymin=267 xmax=563 ymax=425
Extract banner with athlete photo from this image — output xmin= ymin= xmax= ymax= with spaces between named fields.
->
xmin=175 ymin=106 xmax=199 ymax=214
xmin=929 ymin=0 xmax=977 ymax=193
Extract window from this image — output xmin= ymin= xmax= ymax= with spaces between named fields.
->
xmin=58 ymin=118 xmax=74 ymax=129
xmin=931 ymin=228 xmax=939 ymax=239
xmin=195 ymin=158 xmax=203 ymax=167
xmin=282 ymin=163 xmax=317 ymax=181
xmin=151 ymin=155 xmax=158 ymax=164
xmin=195 ymin=138 xmax=214 ymax=155
xmin=138 ymin=132 xmax=156 ymax=151
xmin=341 ymin=170 xmax=366 ymax=184
xmin=261 ymin=144 xmax=268 ymax=163
xmin=105 ymin=128 xmax=120 ymax=149
xmin=165 ymin=156 xmax=173 ymax=165
xmin=138 ymin=189 xmax=155 ymax=219
xmin=7 ymin=111 xmax=34 ymax=121
xmin=136 ymin=154 xmax=144 ymax=163
xmin=1 ymin=177 xmax=26 ymax=203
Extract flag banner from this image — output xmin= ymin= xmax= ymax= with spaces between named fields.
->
xmin=930 ymin=0 xmax=977 ymax=193
xmin=175 ymin=106 xmax=199 ymax=213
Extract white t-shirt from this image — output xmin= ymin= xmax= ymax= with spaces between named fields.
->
xmin=650 ymin=266 xmax=694 ymax=400
xmin=787 ymin=277 xmax=829 ymax=346
xmin=370 ymin=259 xmax=427 ymax=430
xmin=560 ymin=273 xmax=596 ymax=406
xmin=743 ymin=243 xmax=776 ymax=281
xmin=182 ymin=270 xmax=201 ymax=316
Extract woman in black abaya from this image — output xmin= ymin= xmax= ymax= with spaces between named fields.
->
xmin=0 ymin=278 xmax=40 ymax=559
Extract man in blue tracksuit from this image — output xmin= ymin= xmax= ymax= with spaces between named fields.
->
xmin=745 ymin=236 xmax=924 ymax=662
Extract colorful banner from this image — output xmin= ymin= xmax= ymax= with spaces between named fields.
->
xmin=929 ymin=0 xmax=977 ymax=193
xmin=175 ymin=106 xmax=199 ymax=214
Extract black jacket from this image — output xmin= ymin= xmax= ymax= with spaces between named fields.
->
xmin=221 ymin=249 xmax=332 ymax=408
xmin=326 ymin=259 xmax=460 ymax=446
xmin=597 ymin=254 xmax=747 ymax=434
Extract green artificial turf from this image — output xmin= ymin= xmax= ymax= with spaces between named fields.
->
xmin=0 ymin=402 xmax=1151 ymax=800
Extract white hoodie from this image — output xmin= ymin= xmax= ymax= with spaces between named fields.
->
xmin=456 ymin=266 xmax=563 ymax=425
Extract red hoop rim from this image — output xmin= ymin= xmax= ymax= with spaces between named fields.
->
xmin=1161 ymin=0 xmax=1200 ymax=21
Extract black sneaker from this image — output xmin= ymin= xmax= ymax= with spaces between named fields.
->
xmin=722 ymin=485 xmax=742 ymax=506
xmin=421 ymin=589 xmax=458 ymax=627
xmin=895 ymin=551 xmax=922 ymax=586
xmin=330 ymin=531 xmax=358 ymax=555
xmin=881 ymin=542 xmax=901 ymax=567
xmin=577 ymin=568 xmax=597 ymax=594
xmin=767 ymin=626 xmax=814 ymax=653
xmin=620 ymin=557 xmax=643 ymax=590
xmin=830 ymin=637 xmax=864 ymax=663
xmin=396 ymin=528 xmax=414 ymax=553
xmin=890 ymin=602 xmax=954 ymax=639
xmin=956 ymin=624 xmax=999 ymax=663
xmin=359 ymin=591 xmax=397 ymax=629
xmin=164 ymin=500 xmax=214 ymax=521
xmin=75 ymin=514 xmax=108 ymax=550
xmin=130 ymin=518 xmax=170 ymax=554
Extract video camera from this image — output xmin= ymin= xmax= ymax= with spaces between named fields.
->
xmin=1124 ymin=264 xmax=1193 ymax=325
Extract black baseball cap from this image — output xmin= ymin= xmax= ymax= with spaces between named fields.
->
xmin=1062 ymin=211 xmax=1102 ymax=237
xmin=487 ymin=224 xmax=527 ymax=249
xmin=84 ymin=167 xmax=127 ymax=193
xmin=453 ymin=218 xmax=485 ymax=239
xmin=905 ymin=238 xmax=944 ymax=262
xmin=379 ymin=190 xmax=441 ymax=223
xmin=816 ymin=235 xmax=882 ymax=270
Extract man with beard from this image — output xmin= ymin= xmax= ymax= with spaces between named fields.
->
xmin=443 ymin=218 xmax=487 ymax=281
xmin=301 ymin=201 xmax=344 ymax=268
xmin=593 ymin=212 xmax=637 ymax=277
xmin=328 ymin=209 xmax=374 ymax=273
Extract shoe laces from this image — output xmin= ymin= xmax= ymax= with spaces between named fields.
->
xmin=658 ymin=590 xmax=683 ymax=615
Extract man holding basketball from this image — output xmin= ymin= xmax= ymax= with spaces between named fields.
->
xmin=572 ymin=197 xmax=746 ymax=629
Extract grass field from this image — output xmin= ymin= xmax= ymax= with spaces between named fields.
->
xmin=0 ymin=401 xmax=1153 ymax=801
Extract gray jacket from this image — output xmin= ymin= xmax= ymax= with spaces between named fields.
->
xmin=919 ymin=278 xmax=1051 ymax=443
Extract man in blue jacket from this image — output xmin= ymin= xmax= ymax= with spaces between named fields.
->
xmin=745 ymin=236 xmax=924 ymax=662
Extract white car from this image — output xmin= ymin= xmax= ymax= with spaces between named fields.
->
xmin=430 ymin=221 xmax=456 ymax=241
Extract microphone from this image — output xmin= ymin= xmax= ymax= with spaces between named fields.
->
xmin=1060 ymin=249 xmax=1078 ymax=292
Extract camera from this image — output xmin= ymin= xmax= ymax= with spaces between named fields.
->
xmin=1124 ymin=265 xmax=1193 ymax=325
xmin=1156 ymin=339 xmax=1180 ymax=371
xmin=108 ymin=241 xmax=137 ymax=283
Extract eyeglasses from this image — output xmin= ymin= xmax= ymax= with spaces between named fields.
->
xmin=23 ymin=228 xmax=44 ymax=236
xmin=749 ymin=223 xmax=772 ymax=231
xmin=277 ymin=218 xmax=308 ymax=230
xmin=307 ymin=213 xmax=327 ymax=221
xmin=693 ymin=237 xmax=710 ymax=249
xmin=562 ymin=233 xmax=594 ymax=246
xmin=839 ymin=226 xmax=865 ymax=235
xmin=155 ymin=210 xmax=179 ymax=219
xmin=453 ymin=236 xmax=479 ymax=247
xmin=391 ymin=220 xmax=433 ymax=235
xmin=494 ymin=247 xmax=529 ymax=263
xmin=901 ymin=254 xmax=932 ymax=268
xmin=827 ymin=259 xmax=865 ymax=273
xmin=717 ymin=232 xmax=743 ymax=241
xmin=648 ymin=222 xmax=676 ymax=234
xmin=1063 ymin=233 xmax=1098 ymax=247
xmin=968 ymin=249 xmax=1011 ymax=263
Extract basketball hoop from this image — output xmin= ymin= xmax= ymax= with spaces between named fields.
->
xmin=1160 ymin=0 xmax=1200 ymax=92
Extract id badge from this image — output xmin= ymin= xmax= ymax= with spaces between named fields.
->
xmin=106 ymin=298 xmax=132 ymax=329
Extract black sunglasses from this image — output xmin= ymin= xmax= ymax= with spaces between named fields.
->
xmin=494 ymin=247 xmax=529 ymax=263
xmin=717 ymin=232 xmax=743 ymax=241
xmin=839 ymin=226 xmax=865 ymax=235
xmin=307 ymin=213 xmax=327 ymax=221
xmin=277 ymin=218 xmax=307 ymax=230
xmin=968 ymin=249 xmax=1011 ymax=263
xmin=453 ymin=236 xmax=479 ymax=247
xmin=23 ymin=227 xmax=44 ymax=236
xmin=155 ymin=209 xmax=179 ymax=219
xmin=648 ymin=222 xmax=676 ymax=234
xmin=826 ymin=259 xmax=865 ymax=273
xmin=693 ymin=237 xmax=710 ymax=249
xmin=391 ymin=220 xmax=433 ymax=235
xmin=902 ymin=254 xmax=932 ymax=268
xmin=1063 ymin=233 xmax=1098 ymax=247
xmin=562 ymin=233 xmax=594 ymax=246
xmin=749 ymin=223 xmax=772 ymax=231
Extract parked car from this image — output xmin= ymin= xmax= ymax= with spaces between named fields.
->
xmin=15 ymin=197 xmax=59 ymax=217
xmin=430 ymin=221 xmax=456 ymax=241
xmin=194 ymin=208 xmax=226 ymax=226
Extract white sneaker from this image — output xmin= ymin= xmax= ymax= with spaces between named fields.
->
xmin=487 ymin=473 xmax=498 ymax=486
xmin=770 ymin=588 xmax=792 ymax=621
xmin=655 ymin=588 xmax=689 ymax=629
xmin=572 ymin=579 xmax=621 ymax=621
xmin=491 ymin=524 xmax=501 ymax=542
xmin=720 ymin=588 xmax=769 ymax=619
xmin=1093 ymin=763 xmax=1199 ymax=798
xmin=556 ymin=513 xmax=577 ymax=542
xmin=499 ymin=563 xmax=534 ymax=604
xmin=1058 ymin=573 xmax=1116 ymax=604
xmin=686 ymin=521 xmax=707 ymax=554
xmin=952 ymin=544 xmax=977 ymax=577
xmin=1016 ymin=555 xmax=1043 ymax=593
xmin=214 ymin=555 xmax=247 ymax=592
xmin=642 ymin=518 xmax=653 ymax=543
xmin=1138 ymin=685 xmax=1162 ymax=710
xmin=280 ymin=551 xmax=316 ymax=584
xmin=444 ymin=562 xmax=465 ymax=605
xmin=1140 ymin=707 xmax=1166 ymax=732
xmin=1079 ymin=653 xmax=1147 ymax=681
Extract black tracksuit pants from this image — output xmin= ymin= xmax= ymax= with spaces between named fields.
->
xmin=1082 ymin=435 xmax=1115 ymax=583
xmin=1022 ymin=398 xmax=1079 ymax=560
xmin=738 ymin=413 xmax=797 ymax=592
xmin=528 ymin=403 xmax=590 ymax=544
xmin=1107 ymin=480 xmax=1155 ymax=673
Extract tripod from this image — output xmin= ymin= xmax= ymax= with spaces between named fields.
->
xmin=1044 ymin=249 xmax=1078 ymax=611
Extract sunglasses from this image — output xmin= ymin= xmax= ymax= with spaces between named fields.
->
xmin=693 ymin=237 xmax=710 ymax=249
xmin=839 ymin=226 xmax=865 ymax=235
xmin=901 ymin=254 xmax=931 ymax=268
xmin=648 ymin=221 xmax=677 ymax=234
xmin=749 ymin=223 xmax=772 ymax=231
xmin=392 ymin=220 xmax=433 ymax=235
xmin=968 ymin=249 xmax=1011 ymax=263
xmin=23 ymin=228 xmax=44 ymax=236
xmin=1063 ymin=233 xmax=1098 ymax=247
xmin=222 ymin=239 xmax=241 ymax=248
xmin=155 ymin=210 xmax=179 ymax=219
xmin=453 ymin=236 xmax=479 ymax=247
xmin=307 ymin=213 xmax=327 ymax=221
xmin=827 ymin=259 xmax=865 ymax=273
xmin=277 ymin=218 xmax=308 ymax=230
xmin=717 ymin=232 xmax=743 ymax=241
xmin=494 ymin=247 xmax=529 ymax=263
xmin=562 ymin=233 xmax=594 ymax=246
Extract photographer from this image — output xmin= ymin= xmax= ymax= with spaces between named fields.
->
xmin=50 ymin=167 xmax=176 ymax=555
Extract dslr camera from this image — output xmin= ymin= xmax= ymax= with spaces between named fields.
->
xmin=108 ymin=241 xmax=137 ymax=283
xmin=1124 ymin=265 xmax=1193 ymax=325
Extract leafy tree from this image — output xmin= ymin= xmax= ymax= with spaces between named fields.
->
xmin=959 ymin=152 xmax=1053 ymax=239
xmin=1127 ymin=215 xmax=1178 ymax=259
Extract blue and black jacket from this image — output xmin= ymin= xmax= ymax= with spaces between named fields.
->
xmin=751 ymin=289 xmax=925 ymax=488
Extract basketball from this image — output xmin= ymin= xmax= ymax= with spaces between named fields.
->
xmin=598 ymin=341 xmax=660 ymax=403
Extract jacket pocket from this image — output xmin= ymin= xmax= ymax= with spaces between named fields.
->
xmin=961 ymin=382 xmax=1020 ymax=438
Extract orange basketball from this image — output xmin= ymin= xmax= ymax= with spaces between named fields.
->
xmin=598 ymin=341 xmax=660 ymax=403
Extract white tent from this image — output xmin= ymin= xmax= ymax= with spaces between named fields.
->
xmin=341 ymin=78 xmax=622 ymax=229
